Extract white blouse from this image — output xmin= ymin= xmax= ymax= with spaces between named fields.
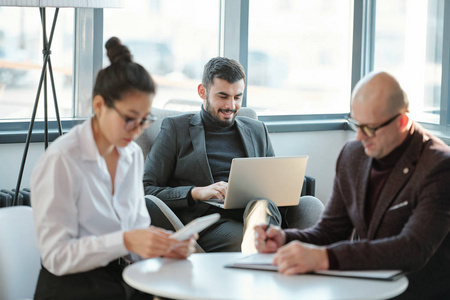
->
xmin=31 ymin=118 xmax=150 ymax=276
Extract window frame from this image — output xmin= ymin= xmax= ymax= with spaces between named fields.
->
xmin=1 ymin=0 xmax=450 ymax=144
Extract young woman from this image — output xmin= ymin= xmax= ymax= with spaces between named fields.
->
xmin=31 ymin=37 xmax=196 ymax=300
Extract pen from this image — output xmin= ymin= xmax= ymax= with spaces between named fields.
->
xmin=264 ymin=223 xmax=271 ymax=242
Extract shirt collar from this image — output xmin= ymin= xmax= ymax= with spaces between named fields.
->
xmin=79 ymin=117 xmax=100 ymax=161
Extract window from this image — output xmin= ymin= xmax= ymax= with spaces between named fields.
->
xmin=247 ymin=0 xmax=354 ymax=115
xmin=0 ymin=7 xmax=74 ymax=120
xmin=1 ymin=0 xmax=450 ymax=141
xmin=373 ymin=0 xmax=444 ymax=124
xmin=103 ymin=0 xmax=220 ymax=111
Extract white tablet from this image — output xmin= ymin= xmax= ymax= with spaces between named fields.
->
xmin=170 ymin=213 xmax=220 ymax=241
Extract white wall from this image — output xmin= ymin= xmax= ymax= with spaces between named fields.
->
xmin=270 ymin=130 xmax=355 ymax=204
xmin=0 ymin=143 xmax=45 ymax=191
xmin=0 ymin=130 xmax=356 ymax=204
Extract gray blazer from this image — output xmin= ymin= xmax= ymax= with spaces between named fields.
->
xmin=143 ymin=112 xmax=274 ymax=223
xmin=285 ymin=123 xmax=450 ymax=298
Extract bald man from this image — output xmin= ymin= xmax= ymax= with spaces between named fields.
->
xmin=254 ymin=72 xmax=450 ymax=299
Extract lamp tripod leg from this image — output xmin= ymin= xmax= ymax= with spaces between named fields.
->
xmin=13 ymin=7 xmax=61 ymax=206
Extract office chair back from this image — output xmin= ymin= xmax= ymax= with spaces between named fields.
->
xmin=0 ymin=206 xmax=40 ymax=300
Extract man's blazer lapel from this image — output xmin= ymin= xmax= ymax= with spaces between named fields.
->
xmin=354 ymin=155 xmax=371 ymax=237
xmin=367 ymin=131 xmax=422 ymax=238
xmin=189 ymin=114 xmax=214 ymax=183
xmin=236 ymin=119 xmax=256 ymax=157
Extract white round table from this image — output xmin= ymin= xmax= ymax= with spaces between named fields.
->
xmin=123 ymin=252 xmax=408 ymax=300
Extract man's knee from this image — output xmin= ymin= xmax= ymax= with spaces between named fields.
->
xmin=244 ymin=198 xmax=282 ymax=226
xmin=245 ymin=198 xmax=277 ymax=214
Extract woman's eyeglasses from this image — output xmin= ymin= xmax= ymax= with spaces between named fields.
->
xmin=109 ymin=105 xmax=157 ymax=131
xmin=347 ymin=113 xmax=401 ymax=138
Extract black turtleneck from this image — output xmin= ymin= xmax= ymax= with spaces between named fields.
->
xmin=200 ymin=107 xmax=246 ymax=182
xmin=365 ymin=129 xmax=414 ymax=224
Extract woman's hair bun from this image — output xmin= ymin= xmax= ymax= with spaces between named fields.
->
xmin=93 ymin=36 xmax=156 ymax=103
xmin=105 ymin=36 xmax=132 ymax=64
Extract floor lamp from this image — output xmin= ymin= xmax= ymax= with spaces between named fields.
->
xmin=0 ymin=1 xmax=124 ymax=205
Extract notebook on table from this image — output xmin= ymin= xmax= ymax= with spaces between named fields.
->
xmin=226 ymin=253 xmax=405 ymax=281
xmin=204 ymin=156 xmax=308 ymax=209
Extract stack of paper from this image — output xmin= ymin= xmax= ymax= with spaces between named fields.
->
xmin=226 ymin=253 xmax=404 ymax=281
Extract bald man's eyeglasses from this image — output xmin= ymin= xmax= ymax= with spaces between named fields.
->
xmin=347 ymin=113 xmax=401 ymax=138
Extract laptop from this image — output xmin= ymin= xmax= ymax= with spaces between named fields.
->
xmin=204 ymin=156 xmax=308 ymax=209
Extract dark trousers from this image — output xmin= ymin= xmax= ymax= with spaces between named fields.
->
xmin=146 ymin=198 xmax=283 ymax=253
xmin=389 ymin=274 xmax=450 ymax=300
xmin=34 ymin=262 xmax=153 ymax=300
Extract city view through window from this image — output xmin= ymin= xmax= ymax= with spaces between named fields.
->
xmin=0 ymin=0 xmax=445 ymax=124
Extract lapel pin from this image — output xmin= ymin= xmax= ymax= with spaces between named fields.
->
xmin=403 ymin=167 xmax=409 ymax=174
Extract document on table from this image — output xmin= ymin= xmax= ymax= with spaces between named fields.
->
xmin=226 ymin=253 xmax=278 ymax=271
xmin=226 ymin=253 xmax=404 ymax=281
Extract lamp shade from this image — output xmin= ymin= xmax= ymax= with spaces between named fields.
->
xmin=0 ymin=0 xmax=124 ymax=7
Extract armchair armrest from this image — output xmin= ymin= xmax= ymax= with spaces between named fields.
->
xmin=145 ymin=195 xmax=184 ymax=231
xmin=301 ymin=176 xmax=316 ymax=196
xmin=145 ymin=195 xmax=205 ymax=253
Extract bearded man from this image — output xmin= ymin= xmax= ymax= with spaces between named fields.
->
xmin=143 ymin=57 xmax=319 ymax=252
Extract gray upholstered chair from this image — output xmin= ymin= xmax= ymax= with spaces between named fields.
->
xmin=136 ymin=107 xmax=324 ymax=252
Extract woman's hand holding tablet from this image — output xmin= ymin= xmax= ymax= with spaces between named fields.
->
xmin=170 ymin=213 xmax=220 ymax=241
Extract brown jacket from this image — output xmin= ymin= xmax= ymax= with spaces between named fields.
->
xmin=286 ymin=123 xmax=450 ymax=298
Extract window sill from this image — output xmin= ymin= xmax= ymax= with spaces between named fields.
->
xmin=260 ymin=114 xmax=348 ymax=133
xmin=1 ymin=117 xmax=450 ymax=146
xmin=0 ymin=119 xmax=84 ymax=144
